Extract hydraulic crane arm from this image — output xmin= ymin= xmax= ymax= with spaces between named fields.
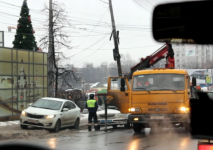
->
xmin=126 ymin=43 xmax=175 ymax=80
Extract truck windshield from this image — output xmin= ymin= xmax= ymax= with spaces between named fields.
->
xmin=132 ymin=74 xmax=185 ymax=91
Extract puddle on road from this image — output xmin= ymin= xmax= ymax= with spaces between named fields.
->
xmin=47 ymin=138 xmax=57 ymax=149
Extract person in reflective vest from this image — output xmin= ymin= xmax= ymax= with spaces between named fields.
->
xmin=85 ymin=94 xmax=98 ymax=131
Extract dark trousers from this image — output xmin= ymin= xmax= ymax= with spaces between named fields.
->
xmin=88 ymin=112 xmax=97 ymax=123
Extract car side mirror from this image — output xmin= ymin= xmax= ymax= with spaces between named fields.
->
xmin=28 ymin=103 xmax=33 ymax=107
xmin=62 ymin=108 xmax=69 ymax=112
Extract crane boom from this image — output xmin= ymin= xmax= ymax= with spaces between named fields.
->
xmin=126 ymin=43 xmax=175 ymax=80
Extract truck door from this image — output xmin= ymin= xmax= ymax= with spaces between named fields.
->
xmin=107 ymin=77 xmax=130 ymax=113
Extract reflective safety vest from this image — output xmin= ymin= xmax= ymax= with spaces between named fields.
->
xmin=87 ymin=99 xmax=96 ymax=108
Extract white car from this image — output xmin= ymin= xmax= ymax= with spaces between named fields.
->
xmin=20 ymin=97 xmax=81 ymax=132
xmin=96 ymin=106 xmax=130 ymax=129
xmin=199 ymin=83 xmax=208 ymax=92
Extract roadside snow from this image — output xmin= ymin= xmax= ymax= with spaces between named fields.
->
xmin=0 ymin=121 xmax=20 ymax=126
xmin=80 ymin=114 xmax=88 ymax=120
xmin=0 ymin=114 xmax=88 ymax=127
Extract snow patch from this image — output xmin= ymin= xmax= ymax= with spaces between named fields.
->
xmin=0 ymin=115 xmax=88 ymax=127
xmin=0 ymin=121 xmax=20 ymax=126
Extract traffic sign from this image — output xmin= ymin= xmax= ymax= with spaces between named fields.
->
xmin=206 ymin=76 xmax=211 ymax=83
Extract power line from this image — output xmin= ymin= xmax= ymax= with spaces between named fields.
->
xmin=87 ymin=43 xmax=112 ymax=65
xmin=146 ymin=0 xmax=154 ymax=6
xmin=66 ymin=8 xmax=149 ymax=19
xmin=69 ymin=9 xmax=109 ymax=54
xmin=0 ymin=1 xmax=46 ymax=15
xmin=3 ymin=30 xmax=111 ymax=38
xmin=73 ymin=36 xmax=111 ymax=65
xmin=0 ymin=11 xmax=45 ymax=23
xmin=68 ymin=33 xmax=110 ymax=57
xmin=133 ymin=0 xmax=152 ymax=14
xmin=68 ymin=45 xmax=158 ymax=51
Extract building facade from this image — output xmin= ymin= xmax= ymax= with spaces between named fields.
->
xmin=158 ymin=44 xmax=213 ymax=69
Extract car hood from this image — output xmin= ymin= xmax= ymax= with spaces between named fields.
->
xmin=97 ymin=109 xmax=120 ymax=115
xmin=25 ymin=107 xmax=60 ymax=115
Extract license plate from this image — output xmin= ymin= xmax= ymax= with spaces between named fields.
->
xmin=150 ymin=116 xmax=164 ymax=119
xmin=100 ymin=120 xmax=113 ymax=123
xmin=28 ymin=119 xmax=39 ymax=124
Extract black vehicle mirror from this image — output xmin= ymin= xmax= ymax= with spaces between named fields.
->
xmin=152 ymin=0 xmax=213 ymax=44
xmin=190 ymin=92 xmax=213 ymax=139
xmin=192 ymin=77 xmax=196 ymax=87
xmin=120 ymin=78 xmax=125 ymax=91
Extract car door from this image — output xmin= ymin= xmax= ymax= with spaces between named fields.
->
xmin=69 ymin=102 xmax=78 ymax=125
xmin=64 ymin=101 xmax=74 ymax=125
xmin=107 ymin=77 xmax=130 ymax=113
xmin=60 ymin=102 xmax=70 ymax=127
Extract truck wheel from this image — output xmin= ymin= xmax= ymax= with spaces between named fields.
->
xmin=124 ymin=121 xmax=131 ymax=128
xmin=133 ymin=123 xmax=144 ymax=133
xmin=184 ymin=123 xmax=190 ymax=133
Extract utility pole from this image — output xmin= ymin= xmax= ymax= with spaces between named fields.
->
xmin=109 ymin=0 xmax=122 ymax=76
xmin=48 ymin=0 xmax=54 ymax=97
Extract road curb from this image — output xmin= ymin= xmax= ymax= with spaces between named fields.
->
xmin=0 ymin=123 xmax=88 ymax=141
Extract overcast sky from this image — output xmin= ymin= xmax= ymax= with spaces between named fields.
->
xmin=0 ymin=0 xmax=185 ymax=68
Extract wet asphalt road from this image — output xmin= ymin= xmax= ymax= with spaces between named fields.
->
xmin=0 ymin=126 xmax=198 ymax=150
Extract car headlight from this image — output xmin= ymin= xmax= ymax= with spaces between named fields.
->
xmin=115 ymin=113 xmax=125 ymax=118
xmin=21 ymin=111 xmax=26 ymax=116
xmin=44 ymin=115 xmax=56 ymax=119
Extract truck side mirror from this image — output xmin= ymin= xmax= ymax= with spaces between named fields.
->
xmin=120 ymin=78 xmax=125 ymax=91
xmin=192 ymin=77 xmax=196 ymax=87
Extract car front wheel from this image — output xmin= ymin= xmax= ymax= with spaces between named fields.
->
xmin=74 ymin=118 xmax=80 ymax=130
xmin=20 ymin=124 xmax=28 ymax=129
xmin=53 ymin=120 xmax=61 ymax=132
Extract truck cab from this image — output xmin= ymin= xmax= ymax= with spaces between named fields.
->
xmin=107 ymin=69 xmax=191 ymax=133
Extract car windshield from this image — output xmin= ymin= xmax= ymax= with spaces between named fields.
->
xmin=132 ymin=74 xmax=185 ymax=91
xmin=31 ymin=99 xmax=63 ymax=110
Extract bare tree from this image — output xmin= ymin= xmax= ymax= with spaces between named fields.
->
xmin=120 ymin=53 xmax=137 ymax=75
xmin=39 ymin=1 xmax=75 ymax=97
